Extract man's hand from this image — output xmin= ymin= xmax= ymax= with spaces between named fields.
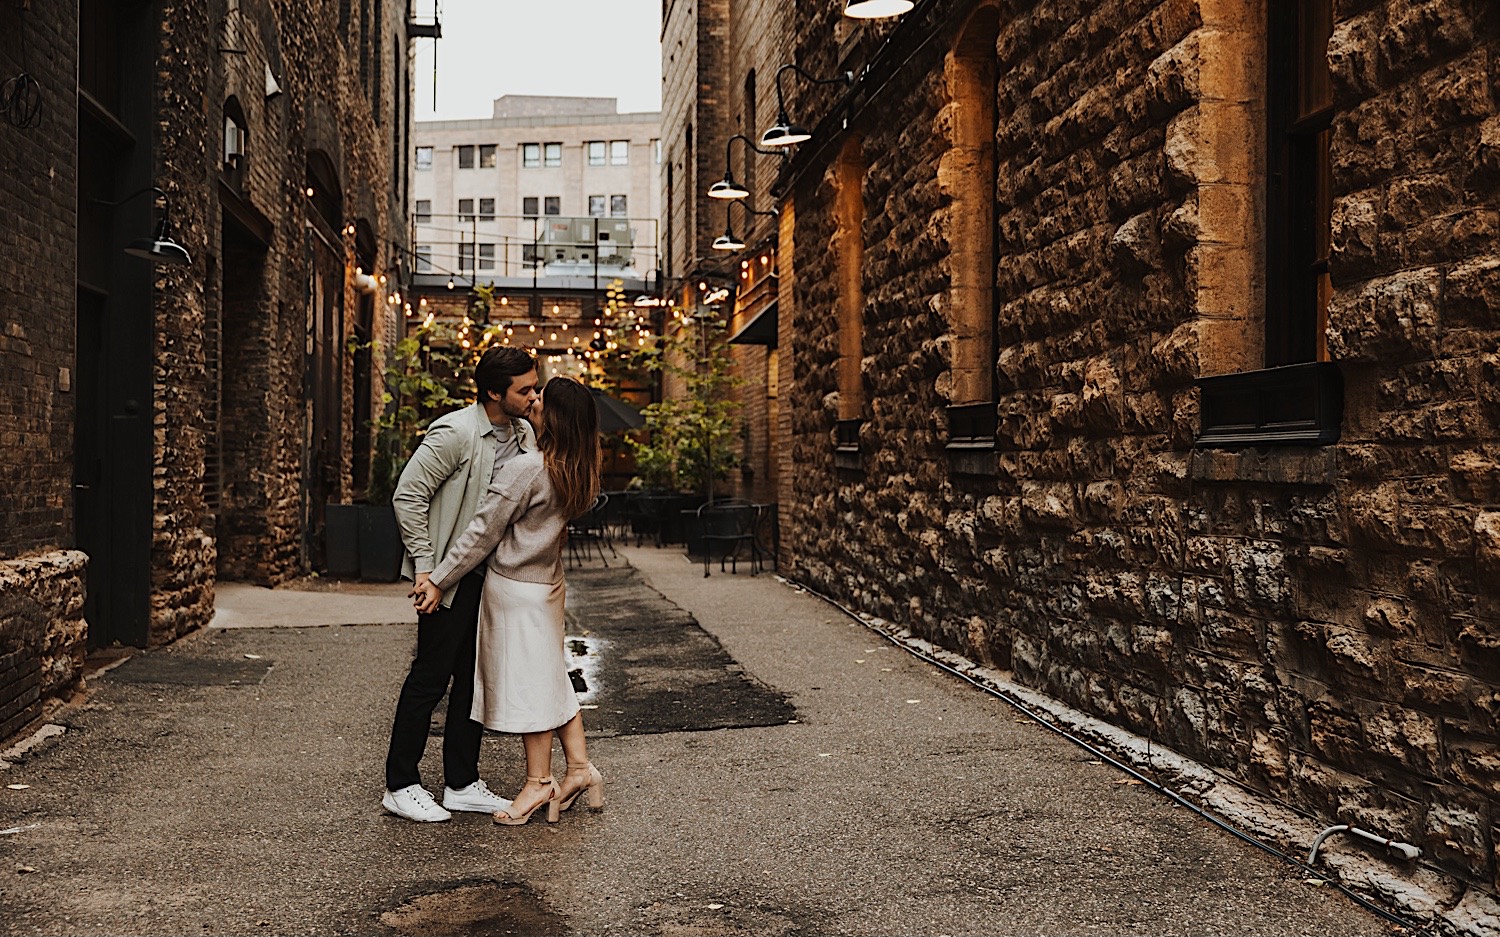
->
xmin=412 ymin=578 xmax=443 ymax=615
xmin=407 ymin=571 xmax=431 ymax=601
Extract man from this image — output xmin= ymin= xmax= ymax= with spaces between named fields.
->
xmin=382 ymin=345 xmax=540 ymax=822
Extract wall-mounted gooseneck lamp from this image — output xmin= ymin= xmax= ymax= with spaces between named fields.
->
xmin=713 ymin=201 xmax=779 ymax=252
xmin=760 ymin=63 xmax=855 ymax=148
xmin=93 ymin=186 xmax=192 ymax=266
xmin=708 ymin=133 xmax=786 ymax=200
xmin=844 ymin=0 xmax=915 ymax=18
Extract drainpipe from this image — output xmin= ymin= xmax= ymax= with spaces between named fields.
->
xmin=1307 ymin=825 xmax=1422 ymax=865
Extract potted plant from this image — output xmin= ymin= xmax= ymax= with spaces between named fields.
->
xmin=607 ymin=301 xmax=743 ymax=550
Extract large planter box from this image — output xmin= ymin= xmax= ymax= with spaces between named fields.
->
xmin=357 ymin=504 xmax=404 ymax=583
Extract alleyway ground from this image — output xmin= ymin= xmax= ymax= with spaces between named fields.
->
xmin=0 ymin=545 xmax=1392 ymax=936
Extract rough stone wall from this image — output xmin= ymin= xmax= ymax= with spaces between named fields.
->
xmin=151 ymin=1 xmax=219 ymax=644
xmin=773 ymin=0 xmax=1500 ymax=902
xmin=0 ymin=2 xmax=85 ymax=709
xmin=0 ymin=553 xmax=87 ymax=736
xmin=182 ymin=0 xmax=408 ymax=596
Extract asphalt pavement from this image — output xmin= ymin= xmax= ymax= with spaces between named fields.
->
xmin=0 ymin=544 xmax=1396 ymax=936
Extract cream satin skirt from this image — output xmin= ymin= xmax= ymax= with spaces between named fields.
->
xmin=471 ymin=574 xmax=579 ymax=734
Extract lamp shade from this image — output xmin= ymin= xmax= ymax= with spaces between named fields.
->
xmin=712 ymin=226 xmax=746 ymax=252
xmin=843 ymin=0 xmax=915 ymax=18
xmin=708 ymin=173 xmax=750 ymax=200
xmin=760 ymin=110 xmax=812 ymax=147
xmin=123 ymin=217 xmax=191 ymax=266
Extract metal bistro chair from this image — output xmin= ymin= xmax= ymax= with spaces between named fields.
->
xmin=697 ymin=499 xmax=759 ymax=578
xmin=752 ymin=502 xmax=780 ymax=572
xmin=566 ymin=494 xmax=611 ymax=569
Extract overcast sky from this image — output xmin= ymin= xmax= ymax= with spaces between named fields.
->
xmin=412 ymin=0 xmax=663 ymax=120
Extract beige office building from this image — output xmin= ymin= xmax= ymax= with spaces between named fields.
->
xmin=411 ymin=96 xmax=661 ymax=280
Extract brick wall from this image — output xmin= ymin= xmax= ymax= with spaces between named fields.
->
xmin=0 ymin=2 xmax=78 ymax=559
xmin=0 ymin=1 xmax=85 ymax=710
xmin=767 ymin=0 xmax=1500 ymax=907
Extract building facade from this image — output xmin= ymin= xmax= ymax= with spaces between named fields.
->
xmin=0 ymin=0 xmax=413 ymax=738
xmin=411 ymin=96 xmax=661 ymax=281
xmin=663 ymin=0 xmax=1500 ymax=925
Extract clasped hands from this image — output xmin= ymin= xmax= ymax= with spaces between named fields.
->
xmin=410 ymin=573 xmax=443 ymax=615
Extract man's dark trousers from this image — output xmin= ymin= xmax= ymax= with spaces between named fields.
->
xmin=385 ymin=572 xmax=485 ymax=791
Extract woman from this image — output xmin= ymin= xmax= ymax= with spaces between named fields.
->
xmin=413 ymin=376 xmax=605 ymax=825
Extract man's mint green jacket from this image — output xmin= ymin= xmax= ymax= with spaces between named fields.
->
xmin=392 ymin=402 xmax=538 ymax=608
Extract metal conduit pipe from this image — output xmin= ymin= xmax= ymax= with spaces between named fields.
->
xmin=1307 ymin=825 xmax=1422 ymax=866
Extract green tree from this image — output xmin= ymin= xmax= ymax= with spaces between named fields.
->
xmin=608 ymin=305 xmax=743 ymax=496
xmin=362 ymin=285 xmax=507 ymax=504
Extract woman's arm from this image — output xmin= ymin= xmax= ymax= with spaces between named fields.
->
xmin=427 ymin=456 xmax=544 ymax=592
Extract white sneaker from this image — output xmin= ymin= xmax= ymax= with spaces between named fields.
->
xmin=443 ymin=779 xmax=514 ymax=814
xmin=382 ymin=784 xmax=452 ymax=822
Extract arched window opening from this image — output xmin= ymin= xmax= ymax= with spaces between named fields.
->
xmin=940 ymin=5 xmax=1000 ymax=449
xmin=832 ymin=137 xmax=865 ymax=453
xmin=305 ymin=150 xmax=344 ymax=236
xmin=743 ymin=70 xmax=757 ymax=196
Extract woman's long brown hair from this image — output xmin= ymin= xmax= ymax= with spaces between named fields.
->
xmin=537 ymin=377 xmax=601 ymax=519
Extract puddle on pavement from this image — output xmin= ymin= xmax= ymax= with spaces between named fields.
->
xmin=380 ymin=880 xmax=565 ymax=936
xmin=566 ymin=634 xmax=603 ymax=702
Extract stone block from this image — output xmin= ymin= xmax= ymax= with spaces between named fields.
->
xmin=1363 ymin=704 xmax=1442 ymax=776
xmin=1475 ymin=513 xmax=1500 ymax=581
xmin=1326 ymin=267 xmax=1442 ymax=362
xmin=1424 ymin=792 xmax=1491 ymax=880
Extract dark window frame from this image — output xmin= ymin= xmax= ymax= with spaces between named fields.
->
xmin=1196 ymin=0 xmax=1341 ymax=449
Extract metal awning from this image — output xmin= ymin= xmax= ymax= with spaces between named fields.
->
xmin=728 ymin=301 xmax=777 ymax=346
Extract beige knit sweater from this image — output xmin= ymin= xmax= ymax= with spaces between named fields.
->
xmin=428 ymin=451 xmax=567 ymax=589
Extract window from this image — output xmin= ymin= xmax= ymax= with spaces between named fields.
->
xmin=941 ymin=7 xmax=1000 ymax=457
xmin=1267 ymin=0 xmax=1334 ymax=366
xmin=415 ymin=146 xmax=433 ymax=170
xmin=544 ymin=142 xmax=562 ymax=167
xmin=223 ymin=100 xmax=248 ymax=191
xmin=588 ymin=195 xmax=605 ymax=217
xmin=414 ymin=199 xmax=431 ymax=223
xmin=522 ymin=143 xmax=540 ymax=168
xmin=588 ymin=141 xmax=606 ymax=166
xmin=415 ymin=246 xmax=433 ymax=272
xmin=653 ymin=138 xmax=661 ymax=164
xmin=832 ymin=138 xmax=866 ymax=464
xmin=544 ymin=196 xmax=561 ymax=216
xmin=457 ymin=145 xmax=475 ymax=169
xmin=457 ymin=198 xmax=474 ymax=221
xmin=1194 ymin=0 xmax=1341 ymax=448
xmin=478 ymin=144 xmax=497 ymax=168
xmin=609 ymin=194 xmax=627 ymax=217
xmin=458 ymin=243 xmax=475 ymax=270
xmin=610 ymin=140 xmax=628 ymax=165
xmin=478 ymin=243 xmax=495 ymax=270
xmin=478 ymin=198 xmax=495 ymax=221
xmin=522 ymin=196 xmax=539 ymax=216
